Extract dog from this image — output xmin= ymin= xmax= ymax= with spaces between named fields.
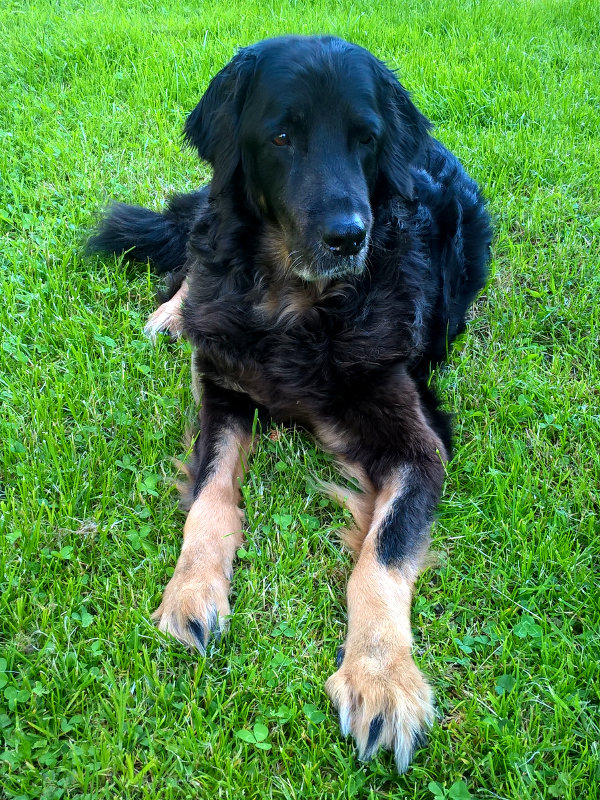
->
xmin=89 ymin=35 xmax=492 ymax=773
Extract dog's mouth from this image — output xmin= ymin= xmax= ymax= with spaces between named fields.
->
xmin=290 ymin=242 xmax=369 ymax=282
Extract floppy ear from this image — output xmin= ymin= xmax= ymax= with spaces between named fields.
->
xmin=377 ymin=66 xmax=432 ymax=199
xmin=184 ymin=48 xmax=256 ymax=196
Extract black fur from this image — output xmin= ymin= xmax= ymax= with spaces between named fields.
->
xmin=88 ymin=189 xmax=209 ymax=293
xmin=90 ymin=34 xmax=491 ymax=568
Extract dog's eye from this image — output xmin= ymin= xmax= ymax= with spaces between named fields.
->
xmin=272 ymin=133 xmax=291 ymax=147
xmin=359 ymin=133 xmax=376 ymax=146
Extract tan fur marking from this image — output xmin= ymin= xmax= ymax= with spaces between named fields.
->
xmin=314 ymin=454 xmax=375 ymax=555
xmin=259 ymin=224 xmax=291 ymax=280
xmin=369 ymin=471 xmax=407 ymax=535
xmin=313 ymin=421 xmax=350 ymax=457
xmin=317 ymin=477 xmax=375 ymax=556
xmin=324 ymin=481 xmax=376 ymax=555
xmin=256 ymin=225 xmax=340 ymax=324
xmin=257 ymin=287 xmax=316 ymax=325
xmin=152 ymin=428 xmax=251 ymax=651
xmin=144 ymin=279 xmax=189 ymax=341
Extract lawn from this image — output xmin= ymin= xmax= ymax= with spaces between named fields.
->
xmin=1 ymin=0 xmax=599 ymax=798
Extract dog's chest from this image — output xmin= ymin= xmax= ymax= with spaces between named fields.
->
xmin=190 ymin=289 xmax=417 ymax=414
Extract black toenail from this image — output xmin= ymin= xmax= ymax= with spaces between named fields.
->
xmin=188 ymin=619 xmax=207 ymax=651
xmin=365 ymin=713 xmax=384 ymax=757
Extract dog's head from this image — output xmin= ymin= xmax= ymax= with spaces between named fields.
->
xmin=185 ymin=36 xmax=431 ymax=282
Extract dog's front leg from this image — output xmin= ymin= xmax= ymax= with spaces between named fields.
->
xmin=152 ymin=379 xmax=255 ymax=652
xmin=324 ymin=398 xmax=446 ymax=772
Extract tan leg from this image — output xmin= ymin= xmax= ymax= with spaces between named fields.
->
xmin=321 ymin=390 xmax=446 ymax=771
xmin=152 ymin=423 xmax=251 ymax=651
xmin=144 ymin=278 xmax=188 ymax=341
xmin=325 ymin=497 xmax=434 ymax=772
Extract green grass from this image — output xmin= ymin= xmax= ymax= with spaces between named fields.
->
xmin=1 ymin=0 xmax=599 ymax=797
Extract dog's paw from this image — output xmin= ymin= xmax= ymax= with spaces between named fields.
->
xmin=325 ymin=645 xmax=434 ymax=773
xmin=151 ymin=562 xmax=231 ymax=653
xmin=144 ymin=297 xmax=185 ymax=341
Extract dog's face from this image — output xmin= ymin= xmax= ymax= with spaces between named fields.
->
xmin=185 ymin=36 xmax=431 ymax=282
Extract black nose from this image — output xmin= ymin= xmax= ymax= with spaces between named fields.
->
xmin=322 ymin=215 xmax=367 ymax=257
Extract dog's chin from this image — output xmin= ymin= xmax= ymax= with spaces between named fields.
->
xmin=292 ymin=246 xmax=368 ymax=284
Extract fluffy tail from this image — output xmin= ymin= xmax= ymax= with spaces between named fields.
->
xmin=87 ymin=188 xmax=209 ymax=276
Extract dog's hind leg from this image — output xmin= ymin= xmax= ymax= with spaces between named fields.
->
xmin=144 ymin=278 xmax=189 ymax=341
xmin=152 ymin=379 xmax=257 ymax=652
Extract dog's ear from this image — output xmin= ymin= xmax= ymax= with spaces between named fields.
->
xmin=184 ymin=48 xmax=256 ymax=195
xmin=377 ymin=66 xmax=432 ymax=200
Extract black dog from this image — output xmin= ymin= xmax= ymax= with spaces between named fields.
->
xmin=89 ymin=35 xmax=491 ymax=773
